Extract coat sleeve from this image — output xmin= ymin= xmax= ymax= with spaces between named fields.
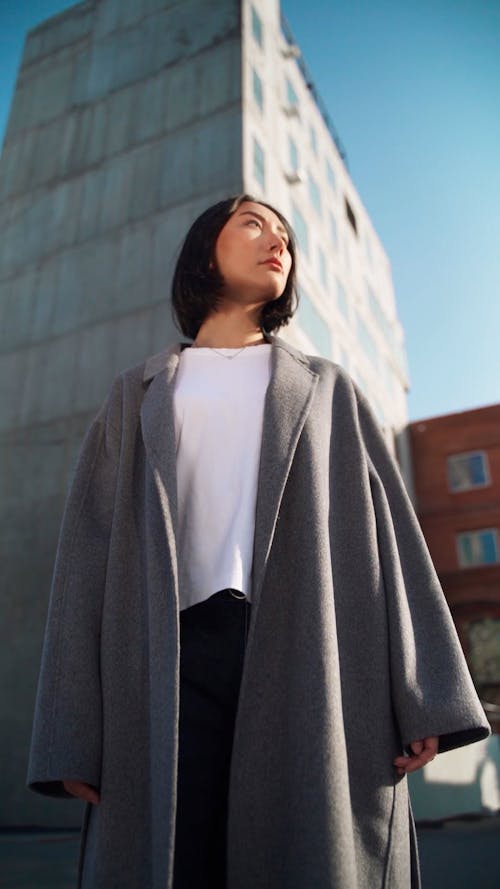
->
xmin=26 ymin=378 xmax=122 ymax=798
xmin=354 ymin=387 xmax=491 ymax=754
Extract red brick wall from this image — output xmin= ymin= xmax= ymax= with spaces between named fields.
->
xmin=410 ymin=405 xmax=500 ymax=568
xmin=409 ymin=404 xmax=500 ymax=731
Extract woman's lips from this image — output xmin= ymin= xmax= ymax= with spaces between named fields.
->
xmin=261 ymin=259 xmax=283 ymax=271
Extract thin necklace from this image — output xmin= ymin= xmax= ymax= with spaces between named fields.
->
xmin=192 ymin=338 xmax=266 ymax=360
xmin=204 ymin=345 xmax=248 ymax=360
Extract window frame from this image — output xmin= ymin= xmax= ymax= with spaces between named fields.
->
xmin=326 ymin=158 xmax=336 ymax=192
xmin=292 ymin=203 xmax=309 ymax=259
xmin=456 ymin=528 xmax=500 ymax=568
xmin=310 ymin=124 xmax=318 ymax=156
xmin=336 ymin=276 xmax=349 ymax=321
xmin=252 ymin=67 xmax=264 ymax=112
xmin=329 ymin=212 xmax=338 ymax=250
xmin=252 ymin=136 xmax=265 ymax=190
xmin=296 ymin=285 xmax=332 ymax=357
xmin=308 ymin=171 xmax=322 ymax=217
xmin=251 ymin=5 xmax=263 ymax=48
xmin=447 ymin=451 xmax=490 ymax=493
xmin=286 ymin=77 xmax=299 ymax=110
xmin=288 ymin=135 xmax=299 ymax=172
xmin=318 ymin=245 xmax=328 ymax=290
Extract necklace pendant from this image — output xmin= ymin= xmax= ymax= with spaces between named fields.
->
xmin=210 ymin=346 xmax=247 ymax=359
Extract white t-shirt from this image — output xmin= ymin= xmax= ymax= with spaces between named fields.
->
xmin=173 ymin=344 xmax=272 ymax=610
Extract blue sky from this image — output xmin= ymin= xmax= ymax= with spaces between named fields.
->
xmin=1 ymin=0 xmax=499 ymax=420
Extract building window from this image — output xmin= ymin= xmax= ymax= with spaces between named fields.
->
xmin=338 ymin=346 xmax=350 ymax=373
xmin=308 ymin=173 xmax=321 ymax=216
xmin=343 ymin=234 xmax=350 ymax=271
xmin=253 ymin=137 xmax=265 ymax=189
xmin=252 ymin=69 xmax=264 ymax=112
xmin=357 ymin=314 xmax=379 ymax=369
xmin=318 ymin=246 xmax=328 ymax=290
xmin=345 ymin=196 xmax=357 ymax=234
xmin=382 ymin=359 xmax=396 ymax=401
xmin=292 ymin=204 xmax=309 ymax=257
xmin=468 ymin=618 xmax=500 ymax=686
xmin=367 ymin=282 xmax=384 ymax=329
xmin=336 ymin=277 xmax=348 ymax=320
xmin=297 ymin=287 xmax=332 ymax=357
xmin=310 ymin=124 xmax=317 ymax=155
xmin=251 ymin=5 xmax=263 ymax=48
xmin=289 ymin=136 xmax=299 ymax=172
xmin=467 ymin=618 xmax=500 ymax=714
xmin=286 ymin=78 xmax=299 ymax=109
xmin=367 ymin=283 xmax=403 ymax=375
xmin=364 ymin=232 xmax=373 ymax=265
xmin=326 ymin=159 xmax=336 ymax=191
xmin=448 ymin=452 xmax=490 ymax=492
xmin=329 ymin=212 xmax=338 ymax=250
xmin=457 ymin=529 xmax=499 ymax=568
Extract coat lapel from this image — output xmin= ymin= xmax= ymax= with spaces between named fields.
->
xmin=140 ymin=343 xmax=184 ymax=582
xmin=251 ymin=336 xmax=319 ymax=605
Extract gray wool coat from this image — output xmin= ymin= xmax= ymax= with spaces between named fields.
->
xmin=27 ymin=332 xmax=490 ymax=889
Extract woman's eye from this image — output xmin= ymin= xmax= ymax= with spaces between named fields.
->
xmin=247 ymin=219 xmax=261 ymax=228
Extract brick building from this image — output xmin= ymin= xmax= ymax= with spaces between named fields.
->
xmin=409 ymin=404 xmax=500 ymax=733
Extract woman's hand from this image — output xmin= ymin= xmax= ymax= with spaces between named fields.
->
xmin=63 ymin=780 xmax=100 ymax=805
xmin=393 ymin=736 xmax=438 ymax=777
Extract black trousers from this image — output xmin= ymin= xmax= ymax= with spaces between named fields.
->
xmin=173 ymin=589 xmax=252 ymax=889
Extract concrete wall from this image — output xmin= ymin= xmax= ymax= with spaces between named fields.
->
xmin=1 ymin=0 xmax=243 ymax=827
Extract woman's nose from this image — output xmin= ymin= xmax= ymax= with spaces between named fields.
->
xmin=268 ymin=232 xmax=286 ymax=253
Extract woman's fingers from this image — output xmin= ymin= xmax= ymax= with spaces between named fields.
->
xmin=393 ymin=736 xmax=439 ymax=777
xmin=63 ymin=780 xmax=100 ymax=805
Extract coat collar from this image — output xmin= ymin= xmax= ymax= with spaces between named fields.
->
xmin=140 ymin=333 xmax=319 ymax=606
xmin=141 ymin=330 xmax=312 ymax=382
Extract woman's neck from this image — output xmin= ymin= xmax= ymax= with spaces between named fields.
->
xmin=193 ymin=315 xmax=267 ymax=349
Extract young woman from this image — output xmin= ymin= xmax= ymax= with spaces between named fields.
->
xmin=27 ymin=194 xmax=490 ymax=889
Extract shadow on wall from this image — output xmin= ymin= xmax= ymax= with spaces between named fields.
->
xmin=409 ymin=735 xmax=500 ymax=822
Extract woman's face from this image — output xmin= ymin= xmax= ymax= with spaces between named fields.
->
xmin=213 ymin=201 xmax=293 ymax=308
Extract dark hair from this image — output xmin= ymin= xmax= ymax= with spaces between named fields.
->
xmin=171 ymin=193 xmax=298 ymax=339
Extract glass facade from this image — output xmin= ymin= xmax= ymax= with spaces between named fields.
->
xmin=310 ymin=124 xmax=318 ymax=155
xmin=326 ymin=159 xmax=336 ymax=191
xmin=286 ymin=78 xmax=299 ymax=109
xmin=251 ymin=5 xmax=263 ymax=47
xmin=357 ymin=314 xmax=379 ymax=369
xmin=253 ymin=137 xmax=265 ymax=189
xmin=367 ymin=282 xmax=408 ymax=381
xmin=308 ymin=173 xmax=321 ymax=216
xmin=338 ymin=346 xmax=350 ymax=373
xmin=318 ymin=246 xmax=328 ymax=289
xmin=289 ymin=136 xmax=299 ymax=172
xmin=292 ymin=203 xmax=309 ymax=257
xmin=297 ymin=287 xmax=332 ymax=356
xmin=252 ymin=68 xmax=263 ymax=112
xmin=329 ymin=212 xmax=338 ymax=250
xmin=364 ymin=232 xmax=373 ymax=265
xmin=336 ymin=277 xmax=348 ymax=320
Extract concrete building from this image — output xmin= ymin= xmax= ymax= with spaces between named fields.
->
xmin=241 ymin=5 xmax=409 ymax=438
xmin=408 ymin=404 xmax=500 ymax=819
xmin=1 ymin=0 xmax=409 ymax=826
